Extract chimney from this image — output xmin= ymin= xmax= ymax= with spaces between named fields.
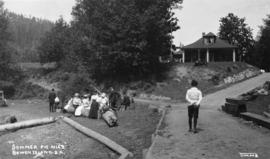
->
xmin=202 ymin=32 xmax=205 ymax=37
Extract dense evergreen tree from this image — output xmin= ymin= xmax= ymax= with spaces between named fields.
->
xmin=0 ymin=1 xmax=20 ymax=82
xmin=218 ymin=13 xmax=254 ymax=61
xmin=249 ymin=15 xmax=270 ymax=71
xmin=0 ymin=1 xmax=14 ymax=80
xmin=69 ymin=0 xmax=182 ymax=80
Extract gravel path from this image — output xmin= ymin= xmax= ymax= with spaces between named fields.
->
xmin=147 ymin=73 xmax=270 ymax=159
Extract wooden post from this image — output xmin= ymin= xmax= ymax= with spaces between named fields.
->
xmin=198 ymin=49 xmax=201 ymax=61
xmin=206 ymin=49 xmax=209 ymax=62
xmin=233 ymin=49 xmax=236 ymax=62
xmin=182 ymin=52 xmax=185 ymax=63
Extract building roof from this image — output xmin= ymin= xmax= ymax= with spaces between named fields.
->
xmin=204 ymin=32 xmax=216 ymax=37
xmin=182 ymin=32 xmax=237 ymax=49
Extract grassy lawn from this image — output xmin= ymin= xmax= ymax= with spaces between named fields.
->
xmin=0 ymin=121 xmax=116 ymax=159
xmin=0 ymin=99 xmax=160 ymax=159
xmin=71 ymin=103 xmax=161 ymax=159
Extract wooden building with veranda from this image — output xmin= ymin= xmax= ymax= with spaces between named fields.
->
xmin=181 ymin=32 xmax=237 ymax=63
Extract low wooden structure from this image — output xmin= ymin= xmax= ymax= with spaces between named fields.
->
xmin=222 ymin=97 xmax=247 ymax=116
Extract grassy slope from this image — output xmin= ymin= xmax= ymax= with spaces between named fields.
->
xmin=16 ymin=62 xmax=260 ymax=103
xmin=148 ymin=62 xmax=260 ymax=101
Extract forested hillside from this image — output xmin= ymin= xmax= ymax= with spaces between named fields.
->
xmin=7 ymin=12 xmax=54 ymax=62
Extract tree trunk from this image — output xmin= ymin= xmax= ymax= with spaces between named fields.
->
xmin=0 ymin=117 xmax=57 ymax=132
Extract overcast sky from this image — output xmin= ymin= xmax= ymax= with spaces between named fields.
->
xmin=3 ymin=0 xmax=270 ymax=45
xmin=4 ymin=0 xmax=75 ymax=21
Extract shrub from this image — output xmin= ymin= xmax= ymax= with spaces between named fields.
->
xmin=232 ymin=64 xmax=239 ymax=70
xmin=14 ymin=82 xmax=48 ymax=99
xmin=226 ymin=66 xmax=232 ymax=73
xmin=211 ymin=75 xmax=220 ymax=85
xmin=60 ymin=73 xmax=95 ymax=100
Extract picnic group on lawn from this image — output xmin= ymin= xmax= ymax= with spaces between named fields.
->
xmin=48 ymin=80 xmax=202 ymax=131
xmin=48 ymin=87 xmax=133 ymax=127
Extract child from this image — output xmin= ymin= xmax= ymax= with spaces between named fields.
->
xmin=185 ymin=80 xmax=202 ymax=133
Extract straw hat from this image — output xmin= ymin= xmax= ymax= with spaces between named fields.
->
xmin=74 ymin=93 xmax=80 ymax=97
xmin=101 ymin=93 xmax=106 ymax=98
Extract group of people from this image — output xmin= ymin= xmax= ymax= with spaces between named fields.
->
xmin=64 ymin=92 xmax=109 ymax=118
xmin=48 ymin=87 xmax=133 ymax=127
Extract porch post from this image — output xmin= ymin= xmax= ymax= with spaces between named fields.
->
xmin=198 ymin=49 xmax=201 ymax=61
xmin=233 ymin=49 xmax=236 ymax=62
xmin=206 ymin=49 xmax=209 ymax=62
xmin=182 ymin=51 xmax=185 ymax=63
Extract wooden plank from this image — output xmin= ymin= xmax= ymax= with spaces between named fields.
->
xmin=241 ymin=112 xmax=270 ymax=129
xmin=62 ymin=117 xmax=133 ymax=159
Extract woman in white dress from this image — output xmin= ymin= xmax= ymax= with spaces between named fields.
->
xmin=75 ymin=94 xmax=90 ymax=116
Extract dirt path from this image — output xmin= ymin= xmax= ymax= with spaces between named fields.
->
xmin=147 ymin=73 xmax=270 ymax=159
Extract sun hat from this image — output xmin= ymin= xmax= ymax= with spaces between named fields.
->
xmin=101 ymin=93 xmax=106 ymax=98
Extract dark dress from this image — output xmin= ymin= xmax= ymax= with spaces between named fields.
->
xmin=122 ymin=96 xmax=131 ymax=110
xmin=89 ymin=100 xmax=99 ymax=119
xmin=109 ymin=91 xmax=121 ymax=111
xmin=48 ymin=91 xmax=56 ymax=112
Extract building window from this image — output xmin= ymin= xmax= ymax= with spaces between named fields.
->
xmin=204 ymin=37 xmax=214 ymax=45
xmin=204 ymin=38 xmax=208 ymax=45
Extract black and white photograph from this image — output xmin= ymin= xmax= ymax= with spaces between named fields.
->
xmin=0 ymin=0 xmax=270 ymax=158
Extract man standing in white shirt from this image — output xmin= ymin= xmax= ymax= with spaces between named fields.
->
xmin=185 ymin=80 xmax=202 ymax=133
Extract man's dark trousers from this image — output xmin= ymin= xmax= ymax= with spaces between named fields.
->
xmin=49 ymin=91 xmax=56 ymax=112
xmin=188 ymin=105 xmax=200 ymax=130
xmin=49 ymin=102 xmax=55 ymax=112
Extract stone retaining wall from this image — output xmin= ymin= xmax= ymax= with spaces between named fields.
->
xmin=223 ymin=69 xmax=260 ymax=84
